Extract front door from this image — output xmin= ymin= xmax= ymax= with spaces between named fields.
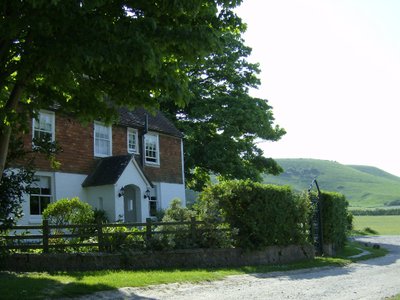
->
xmin=123 ymin=185 xmax=139 ymax=222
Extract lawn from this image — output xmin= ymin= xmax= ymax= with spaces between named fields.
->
xmin=0 ymin=242 xmax=387 ymax=299
xmin=353 ymin=215 xmax=400 ymax=235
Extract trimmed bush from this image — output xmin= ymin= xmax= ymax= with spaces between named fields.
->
xmin=198 ymin=180 xmax=311 ymax=250
xmin=319 ymin=191 xmax=352 ymax=250
xmin=43 ymin=197 xmax=94 ymax=225
xmin=42 ymin=197 xmax=95 ymax=252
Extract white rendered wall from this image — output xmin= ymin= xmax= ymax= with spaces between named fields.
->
xmin=158 ymin=182 xmax=186 ymax=209
xmin=85 ymin=185 xmax=116 ymax=222
xmin=54 ymin=172 xmax=87 ymax=201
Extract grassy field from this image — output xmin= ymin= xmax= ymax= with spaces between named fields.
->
xmin=0 ymin=242 xmax=386 ymax=300
xmin=353 ymin=215 xmax=400 ymax=235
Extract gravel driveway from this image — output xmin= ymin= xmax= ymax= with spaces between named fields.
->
xmin=75 ymin=236 xmax=400 ymax=300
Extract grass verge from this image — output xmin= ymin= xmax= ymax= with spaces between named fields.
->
xmin=0 ymin=241 xmax=388 ymax=300
xmin=353 ymin=215 xmax=400 ymax=235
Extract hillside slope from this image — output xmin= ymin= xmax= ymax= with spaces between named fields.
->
xmin=263 ymin=159 xmax=400 ymax=208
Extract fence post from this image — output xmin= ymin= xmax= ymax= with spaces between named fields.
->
xmin=97 ymin=219 xmax=104 ymax=252
xmin=146 ymin=218 xmax=152 ymax=246
xmin=42 ymin=219 xmax=49 ymax=253
xmin=190 ymin=216 xmax=197 ymax=245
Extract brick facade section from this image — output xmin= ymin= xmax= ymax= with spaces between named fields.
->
xmin=21 ymin=113 xmax=183 ymax=184
xmin=144 ymin=135 xmax=183 ymax=184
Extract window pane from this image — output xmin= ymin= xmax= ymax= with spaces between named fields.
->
xmin=33 ymin=112 xmax=54 ymax=143
xmin=97 ymin=139 xmax=110 ymax=155
xmin=149 ymin=201 xmax=157 ymax=217
xmin=94 ymin=123 xmax=111 ymax=156
xmin=30 ymin=176 xmax=52 ymax=216
xmin=30 ymin=196 xmax=40 ymax=215
xmin=149 ymin=187 xmax=157 ymax=217
xmin=128 ymin=129 xmax=137 ymax=153
xmin=40 ymin=196 xmax=51 ymax=214
xmin=35 ymin=131 xmax=52 ymax=142
xmin=145 ymin=134 xmax=158 ymax=163
xmin=40 ymin=177 xmax=51 ymax=194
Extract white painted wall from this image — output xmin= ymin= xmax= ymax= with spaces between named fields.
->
xmin=158 ymin=182 xmax=186 ymax=209
xmin=54 ymin=172 xmax=87 ymax=201
xmin=85 ymin=185 xmax=117 ymax=222
xmin=17 ymin=159 xmax=186 ymax=225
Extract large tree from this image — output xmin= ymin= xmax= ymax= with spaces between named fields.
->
xmin=161 ymin=25 xmax=286 ymax=190
xmin=0 ymin=0 xmax=243 ymax=179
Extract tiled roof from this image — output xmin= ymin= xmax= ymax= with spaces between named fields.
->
xmin=82 ymin=155 xmax=153 ymax=188
xmin=118 ymin=108 xmax=182 ymax=138
xmin=82 ymin=155 xmax=132 ymax=187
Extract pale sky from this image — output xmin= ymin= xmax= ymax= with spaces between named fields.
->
xmin=236 ymin=0 xmax=400 ymax=176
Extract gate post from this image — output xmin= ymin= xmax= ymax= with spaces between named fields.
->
xmin=308 ymin=178 xmax=324 ymax=255
xmin=42 ymin=219 xmax=49 ymax=253
xmin=146 ymin=218 xmax=152 ymax=246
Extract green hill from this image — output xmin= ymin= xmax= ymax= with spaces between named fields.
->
xmin=263 ymin=159 xmax=400 ymax=209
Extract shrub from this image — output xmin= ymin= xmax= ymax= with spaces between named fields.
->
xmin=42 ymin=197 xmax=95 ymax=251
xmin=198 ymin=180 xmax=311 ymax=250
xmin=319 ymin=191 xmax=352 ymax=250
xmin=43 ymin=197 xmax=94 ymax=225
xmin=93 ymin=208 xmax=109 ymax=224
xmin=102 ymin=226 xmax=145 ymax=252
xmin=152 ymin=199 xmax=195 ymax=250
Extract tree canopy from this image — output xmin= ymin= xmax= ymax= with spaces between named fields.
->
xmin=161 ymin=27 xmax=285 ymax=190
xmin=0 ymin=0 xmax=243 ymax=178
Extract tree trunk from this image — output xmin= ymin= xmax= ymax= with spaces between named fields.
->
xmin=0 ymin=82 xmax=24 ymax=181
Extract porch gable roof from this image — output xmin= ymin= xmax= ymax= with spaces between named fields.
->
xmin=82 ymin=155 xmax=152 ymax=188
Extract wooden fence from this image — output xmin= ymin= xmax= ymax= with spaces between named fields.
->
xmin=0 ymin=217 xmax=227 ymax=253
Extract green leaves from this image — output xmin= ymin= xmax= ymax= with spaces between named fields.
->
xmin=161 ymin=25 xmax=285 ymax=190
xmin=0 ymin=0 xmax=246 ymax=182
xmin=1 ymin=0 xmax=242 ymax=122
xmin=319 ymin=191 xmax=352 ymax=250
xmin=42 ymin=197 xmax=94 ymax=226
xmin=198 ymin=180 xmax=311 ymax=250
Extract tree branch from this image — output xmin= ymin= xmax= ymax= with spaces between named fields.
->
xmin=0 ymin=80 xmax=25 ymax=180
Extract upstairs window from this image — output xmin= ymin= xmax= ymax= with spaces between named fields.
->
xmin=145 ymin=133 xmax=159 ymax=165
xmin=30 ymin=176 xmax=52 ymax=215
xmin=94 ymin=122 xmax=112 ymax=157
xmin=32 ymin=111 xmax=55 ymax=144
xmin=127 ymin=128 xmax=138 ymax=154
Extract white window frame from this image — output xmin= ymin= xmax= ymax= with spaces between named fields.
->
xmin=144 ymin=133 xmax=160 ymax=165
xmin=127 ymin=128 xmax=138 ymax=154
xmin=148 ymin=186 xmax=159 ymax=218
xmin=32 ymin=110 xmax=55 ymax=145
xmin=29 ymin=175 xmax=53 ymax=217
xmin=94 ymin=122 xmax=112 ymax=157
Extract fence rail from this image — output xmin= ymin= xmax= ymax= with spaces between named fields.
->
xmin=0 ymin=217 xmax=226 ymax=253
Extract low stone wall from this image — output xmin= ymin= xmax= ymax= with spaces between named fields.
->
xmin=0 ymin=245 xmax=314 ymax=272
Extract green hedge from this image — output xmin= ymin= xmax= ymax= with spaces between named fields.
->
xmin=319 ymin=191 xmax=352 ymax=250
xmin=198 ymin=180 xmax=311 ymax=250
xmin=351 ymin=208 xmax=400 ymax=216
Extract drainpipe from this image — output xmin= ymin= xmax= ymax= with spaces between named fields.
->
xmin=181 ymin=139 xmax=186 ymax=206
xmin=140 ymin=114 xmax=148 ymax=167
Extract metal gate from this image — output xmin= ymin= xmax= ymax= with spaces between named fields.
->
xmin=308 ymin=178 xmax=323 ymax=255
